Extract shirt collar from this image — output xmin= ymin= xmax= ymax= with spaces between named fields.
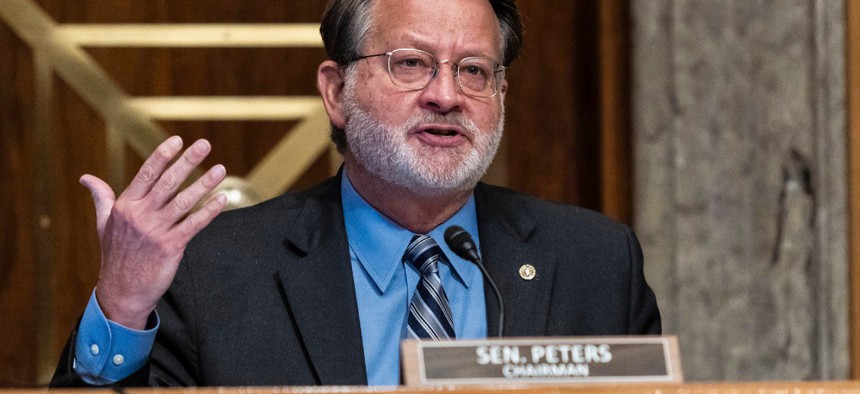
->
xmin=341 ymin=172 xmax=481 ymax=294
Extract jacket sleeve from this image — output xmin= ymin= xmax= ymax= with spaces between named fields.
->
xmin=624 ymin=225 xmax=662 ymax=335
xmin=51 ymin=254 xmax=201 ymax=387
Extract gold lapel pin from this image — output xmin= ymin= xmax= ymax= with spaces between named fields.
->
xmin=519 ymin=264 xmax=536 ymax=280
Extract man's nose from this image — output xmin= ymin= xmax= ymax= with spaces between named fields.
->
xmin=419 ymin=62 xmax=464 ymax=114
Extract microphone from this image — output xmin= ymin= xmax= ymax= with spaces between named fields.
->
xmin=444 ymin=226 xmax=505 ymax=337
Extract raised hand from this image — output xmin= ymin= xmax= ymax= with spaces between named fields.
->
xmin=80 ymin=136 xmax=228 ymax=329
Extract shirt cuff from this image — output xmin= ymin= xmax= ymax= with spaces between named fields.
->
xmin=73 ymin=289 xmax=159 ymax=385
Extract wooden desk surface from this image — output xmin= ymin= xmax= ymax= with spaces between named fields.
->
xmin=8 ymin=381 xmax=860 ymax=394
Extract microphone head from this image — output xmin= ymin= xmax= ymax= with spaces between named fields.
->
xmin=444 ymin=225 xmax=479 ymax=262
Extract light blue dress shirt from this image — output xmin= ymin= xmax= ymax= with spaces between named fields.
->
xmin=341 ymin=173 xmax=487 ymax=386
xmin=73 ymin=174 xmax=487 ymax=385
xmin=74 ymin=291 xmax=158 ymax=384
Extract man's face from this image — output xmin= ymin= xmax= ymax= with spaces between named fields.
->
xmin=342 ymin=0 xmax=507 ymax=195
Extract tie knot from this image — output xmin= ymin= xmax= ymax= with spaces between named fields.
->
xmin=405 ymin=234 xmax=444 ymax=274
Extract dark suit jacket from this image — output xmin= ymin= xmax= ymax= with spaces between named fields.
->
xmin=52 ymin=175 xmax=660 ymax=387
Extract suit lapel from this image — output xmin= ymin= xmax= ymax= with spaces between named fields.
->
xmin=270 ymin=179 xmax=555 ymax=382
xmin=274 ymin=176 xmax=367 ymax=385
xmin=475 ymin=184 xmax=557 ymax=337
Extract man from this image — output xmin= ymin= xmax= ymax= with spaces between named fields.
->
xmin=52 ymin=0 xmax=660 ymax=387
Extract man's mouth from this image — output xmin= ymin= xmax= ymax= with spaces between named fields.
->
xmin=413 ymin=125 xmax=470 ymax=147
xmin=423 ymin=128 xmax=460 ymax=137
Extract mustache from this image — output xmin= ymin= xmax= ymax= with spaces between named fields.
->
xmin=402 ymin=112 xmax=479 ymax=133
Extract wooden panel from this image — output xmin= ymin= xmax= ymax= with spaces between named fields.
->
xmin=505 ymin=1 xmax=601 ymax=210
xmin=598 ymin=0 xmax=632 ymax=224
xmin=505 ymin=0 xmax=629 ymax=222
xmin=847 ymin=0 xmax=860 ymax=380
xmin=0 ymin=19 xmax=38 ymax=386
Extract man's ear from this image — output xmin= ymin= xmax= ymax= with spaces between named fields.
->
xmin=318 ymin=60 xmax=347 ymax=129
xmin=499 ymin=78 xmax=508 ymax=101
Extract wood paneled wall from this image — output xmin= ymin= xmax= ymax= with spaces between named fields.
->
xmin=848 ymin=0 xmax=860 ymax=380
xmin=0 ymin=0 xmax=628 ymax=385
xmin=2 ymin=12 xmax=41 ymax=384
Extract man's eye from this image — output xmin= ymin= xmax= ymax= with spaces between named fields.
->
xmin=463 ymin=65 xmax=486 ymax=76
xmin=398 ymin=58 xmax=425 ymax=68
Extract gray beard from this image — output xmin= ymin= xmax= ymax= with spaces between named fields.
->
xmin=341 ymin=73 xmax=504 ymax=196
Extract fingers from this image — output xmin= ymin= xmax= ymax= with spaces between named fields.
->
xmin=149 ymin=139 xmax=213 ymax=206
xmin=121 ymin=135 xmax=184 ymax=201
xmin=80 ymin=174 xmax=116 ymax=237
xmin=174 ymin=189 xmax=228 ymax=244
xmin=167 ymin=164 xmax=227 ymax=221
xmin=112 ymin=136 xmax=224 ymax=227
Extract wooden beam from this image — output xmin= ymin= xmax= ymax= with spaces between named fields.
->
xmin=56 ymin=24 xmax=322 ymax=47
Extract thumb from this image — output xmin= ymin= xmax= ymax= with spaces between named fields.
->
xmin=79 ymin=174 xmax=116 ymax=237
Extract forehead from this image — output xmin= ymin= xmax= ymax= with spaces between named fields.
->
xmin=367 ymin=0 xmax=502 ymax=58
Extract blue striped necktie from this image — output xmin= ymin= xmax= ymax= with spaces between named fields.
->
xmin=405 ymin=234 xmax=456 ymax=340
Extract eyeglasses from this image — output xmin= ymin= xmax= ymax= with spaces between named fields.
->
xmin=353 ymin=48 xmax=506 ymax=98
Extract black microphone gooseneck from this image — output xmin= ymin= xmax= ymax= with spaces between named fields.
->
xmin=444 ymin=225 xmax=505 ymax=338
